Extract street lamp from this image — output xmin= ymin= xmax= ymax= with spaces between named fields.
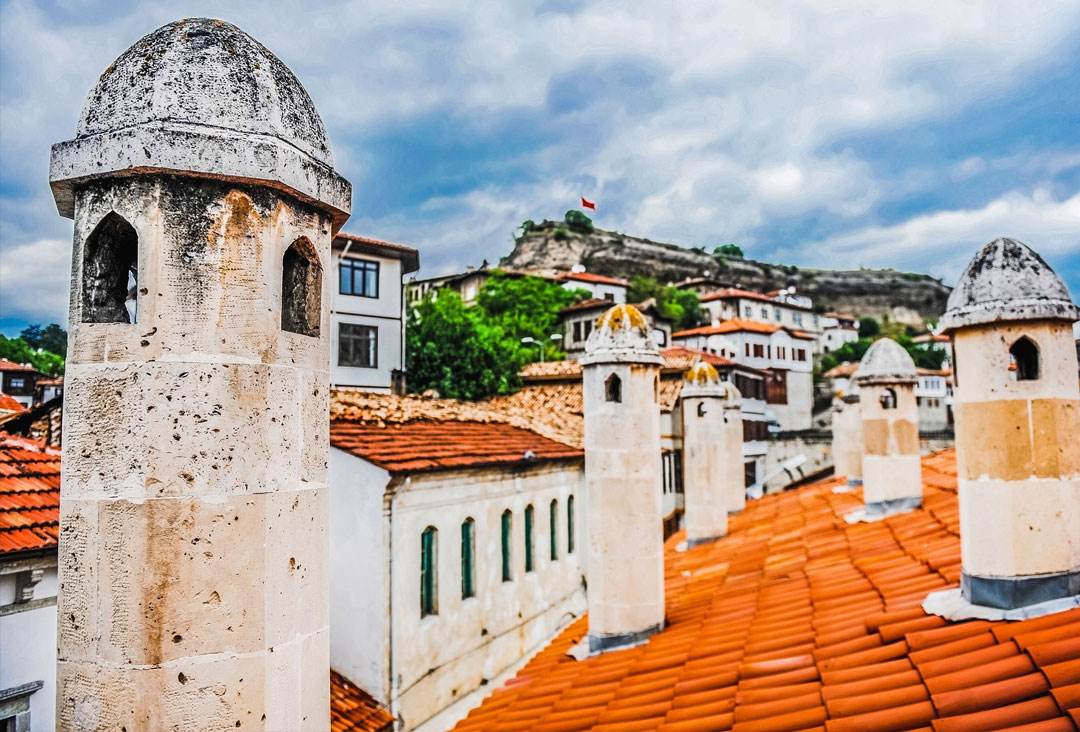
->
xmin=520 ymin=334 xmax=563 ymax=363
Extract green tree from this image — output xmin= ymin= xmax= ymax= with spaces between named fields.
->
xmin=858 ymin=317 xmax=880 ymax=339
xmin=627 ymin=275 xmax=704 ymax=330
xmin=713 ymin=243 xmax=744 ymax=259
xmin=405 ymin=289 xmax=521 ymax=400
xmin=477 ymin=270 xmax=585 ymax=362
xmin=517 ymin=219 xmax=536 ymax=237
xmin=563 ymin=209 xmax=594 ymax=233
xmin=0 ymin=335 xmax=65 ymax=376
xmin=818 ymin=335 xmax=946 ymax=376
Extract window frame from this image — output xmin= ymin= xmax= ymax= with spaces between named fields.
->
xmin=524 ymin=504 xmax=535 ymax=573
xmin=501 ymin=510 xmax=513 ymax=582
xmin=461 ymin=518 xmax=476 ymax=600
xmin=339 ymin=256 xmax=380 ymax=298
xmin=549 ymin=500 xmax=558 ymax=561
xmin=420 ymin=526 xmax=438 ymax=617
xmin=338 ymin=322 xmax=378 ymax=369
xmin=567 ymin=495 xmax=575 ymax=554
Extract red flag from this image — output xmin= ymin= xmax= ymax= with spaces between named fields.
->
xmin=580 ymin=196 xmax=596 ymax=210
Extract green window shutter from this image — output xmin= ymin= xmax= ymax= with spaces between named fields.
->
xmin=550 ymin=500 xmax=558 ymax=561
xmin=421 ymin=526 xmax=437 ymax=616
xmin=567 ymin=495 xmax=575 ymax=554
xmin=461 ymin=519 xmax=475 ymax=599
xmin=501 ymin=511 xmax=512 ymax=582
xmin=524 ymin=505 xmax=535 ymax=572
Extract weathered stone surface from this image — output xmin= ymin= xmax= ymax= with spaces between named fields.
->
xmin=854 ymin=337 xmax=917 ymax=386
xmin=50 ymin=19 xmax=351 ymax=231
xmin=940 ymin=237 xmax=1080 ymax=332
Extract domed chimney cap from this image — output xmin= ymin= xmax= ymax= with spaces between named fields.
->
xmin=854 ymin=338 xmax=917 ymax=385
xmin=580 ymin=304 xmax=664 ymax=366
xmin=50 ymin=18 xmax=351 ymax=231
xmin=939 ymin=238 xmax=1079 ymax=333
xmin=682 ymin=361 xmax=741 ymax=401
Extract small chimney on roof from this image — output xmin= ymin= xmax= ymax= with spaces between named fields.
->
xmin=936 ymin=237 xmax=1080 ymax=611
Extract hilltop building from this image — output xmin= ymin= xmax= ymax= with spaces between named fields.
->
xmin=0 ymin=361 xmax=45 ymax=410
xmin=700 ymin=287 xmax=823 ymax=346
xmin=331 ymin=233 xmax=420 ymax=392
xmin=559 ymin=299 xmax=672 ymax=358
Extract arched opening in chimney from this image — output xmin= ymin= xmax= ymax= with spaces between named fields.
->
xmin=281 ymin=237 xmax=322 ymax=337
xmin=82 ymin=212 xmax=138 ymax=323
xmin=1009 ymin=337 xmax=1039 ymax=381
xmin=879 ymin=388 xmax=897 ymax=410
xmin=605 ymin=373 xmax=622 ymax=403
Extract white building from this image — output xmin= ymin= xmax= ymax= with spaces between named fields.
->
xmin=559 ymin=299 xmax=672 ymax=359
xmin=0 ymin=436 xmax=59 ymax=732
xmin=671 ymin=320 xmax=815 ymax=430
xmin=915 ymin=367 xmax=953 ymax=431
xmin=332 ymin=234 xmax=420 ymax=392
xmin=699 ymin=287 xmax=822 ymax=346
xmin=328 ymin=391 xmax=586 ymax=732
xmin=820 ymin=313 xmax=859 ymax=354
xmin=554 ymin=271 xmax=629 ymax=303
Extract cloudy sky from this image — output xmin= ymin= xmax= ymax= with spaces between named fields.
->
xmin=1 ymin=0 xmax=1078 ymax=334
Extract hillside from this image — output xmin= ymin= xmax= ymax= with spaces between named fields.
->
xmin=502 ymin=221 xmax=951 ymax=324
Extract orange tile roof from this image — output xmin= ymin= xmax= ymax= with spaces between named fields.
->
xmin=451 ymin=450 xmax=1080 ymax=732
xmin=330 ymin=670 xmax=394 ymax=732
xmin=673 ymin=320 xmax=816 ymax=340
xmin=0 ymin=393 xmax=25 ymax=413
xmin=329 ymin=420 xmax=582 ymax=474
xmin=559 ymin=272 xmax=631 ymax=287
xmin=660 ymin=347 xmax=741 ymax=371
xmin=0 ymin=359 xmax=38 ymax=373
xmin=0 ymin=434 xmax=60 ymax=556
xmin=700 ymin=287 xmax=776 ymax=304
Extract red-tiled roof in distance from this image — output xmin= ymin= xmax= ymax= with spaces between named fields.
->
xmin=330 ymin=670 xmax=394 ymax=732
xmin=521 ymin=361 xmax=584 ymax=380
xmin=560 ymin=298 xmax=615 ymax=315
xmin=660 ymin=346 xmax=740 ymax=371
xmin=330 ymin=420 xmax=582 ymax=474
xmin=334 ymin=233 xmax=420 ymax=274
xmin=0 ymin=359 xmax=38 ymax=373
xmin=558 ymin=272 xmax=631 ymax=287
xmin=0 ymin=393 xmax=25 ymax=413
xmin=701 ymin=287 xmax=776 ymax=304
xmin=673 ymin=319 xmax=816 ymax=340
xmin=452 ymin=450 xmax=1080 ymax=732
xmin=0 ymin=434 xmax=60 ymax=556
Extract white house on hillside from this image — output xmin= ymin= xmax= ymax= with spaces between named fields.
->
xmin=331 ymin=234 xmax=420 ymax=392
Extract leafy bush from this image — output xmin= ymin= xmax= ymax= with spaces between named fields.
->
xmin=628 ymin=275 xmax=704 ymax=330
xmin=0 ymin=329 xmax=66 ymax=377
xmin=564 ymin=209 xmax=594 ymax=234
xmin=713 ymin=243 xmax=743 ymax=258
xmin=858 ymin=317 xmax=880 ymax=339
xmin=518 ymin=219 xmax=536 ymax=237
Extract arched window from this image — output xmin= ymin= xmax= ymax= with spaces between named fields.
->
xmin=654 ymin=375 xmax=660 ymax=403
xmin=549 ymin=500 xmax=559 ymax=561
xmin=879 ymin=388 xmax=897 ymax=410
xmin=567 ymin=495 xmax=575 ymax=554
xmin=697 ymin=402 xmax=708 ymax=418
xmin=420 ymin=526 xmax=438 ymax=617
xmin=281 ymin=237 xmax=322 ymax=337
xmin=461 ymin=518 xmax=476 ymax=600
xmin=82 ymin=212 xmax=138 ymax=323
xmin=501 ymin=510 xmax=513 ymax=582
xmin=605 ymin=373 xmax=622 ymax=403
xmin=1010 ymin=337 xmax=1039 ymax=381
xmin=524 ymin=504 xmax=535 ymax=572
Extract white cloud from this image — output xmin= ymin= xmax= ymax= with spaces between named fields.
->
xmin=0 ymin=238 xmax=73 ymax=325
xmin=811 ymin=188 xmax=1080 ymax=284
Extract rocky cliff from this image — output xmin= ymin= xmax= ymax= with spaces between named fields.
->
xmin=502 ymin=221 xmax=951 ymax=324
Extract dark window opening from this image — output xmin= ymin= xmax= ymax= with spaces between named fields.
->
xmin=461 ymin=518 xmax=475 ymax=600
xmin=744 ymin=460 xmax=757 ymax=488
xmin=421 ymin=526 xmax=438 ymax=617
xmin=339 ymin=323 xmax=377 ymax=368
xmin=524 ymin=504 xmax=535 ymax=572
xmin=549 ymin=500 xmax=558 ymax=561
xmin=282 ymin=238 xmax=322 ymax=337
xmin=1010 ymin=337 xmax=1039 ymax=381
xmin=662 ymin=450 xmax=684 ymax=495
xmin=766 ymin=370 xmax=788 ymax=405
xmin=605 ymin=373 xmax=622 ymax=403
xmin=82 ymin=212 xmax=138 ymax=323
xmin=567 ymin=495 xmax=575 ymax=554
xmin=880 ymin=388 xmax=898 ymax=410
xmin=339 ymin=257 xmax=379 ymax=298
xmin=501 ymin=510 xmax=513 ymax=582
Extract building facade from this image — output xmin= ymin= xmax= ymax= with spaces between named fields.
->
xmin=699 ymin=288 xmax=822 ymax=344
xmin=0 ymin=361 xmax=44 ymax=409
xmin=328 ymin=394 xmax=586 ymax=731
xmin=332 ymin=234 xmax=420 ymax=392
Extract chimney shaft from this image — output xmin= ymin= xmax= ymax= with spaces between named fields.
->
xmin=581 ymin=304 xmax=665 ymax=652
xmin=941 ymin=238 xmax=1080 ymax=609
xmin=831 ymin=392 xmax=863 ymax=490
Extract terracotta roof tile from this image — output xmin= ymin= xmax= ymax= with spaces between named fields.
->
xmin=0 ymin=434 xmax=60 ymax=556
xmin=558 ymin=272 xmax=631 ymax=287
xmin=329 ymin=420 xmax=582 ymax=474
xmin=0 ymin=359 xmax=38 ymax=373
xmin=452 ymin=451 xmax=1080 ymax=732
xmin=0 ymin=393 xmax=25 ymax=413
xmin=672 ymin=320 xmax=816 ymax=340
xmin=330 ymin=670 xmax=393 ymax=732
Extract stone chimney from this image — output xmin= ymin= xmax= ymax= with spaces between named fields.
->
xmin=680 ymin=362 xmax=742 ymax=546
xmin=50 ymin=19 xmax=350 ymax=730
xmin=939 ymin=238 xmax=1080 ymax=609
xmin=581 ymin=304 xmax=665 ymax=651
xmin=851 ymin=338 xmax=921 ymax=518
xmin=831 ymin=390 xmax=863 ymax=491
